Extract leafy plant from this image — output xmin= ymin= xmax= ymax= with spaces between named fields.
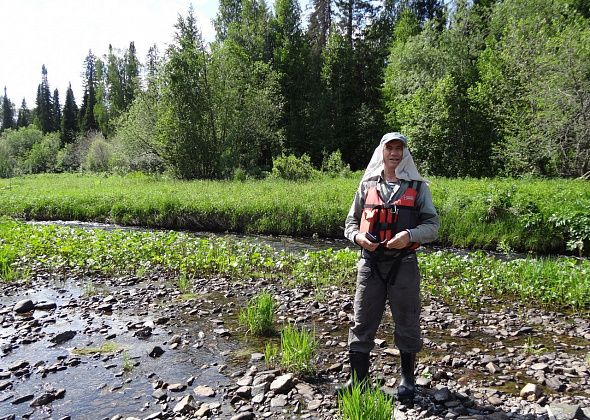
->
xmin=264 ymin=342 xmax=279 ymax=369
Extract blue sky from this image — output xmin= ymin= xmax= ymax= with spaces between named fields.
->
xmin=0 ymin=0 xmax=220 ymax=109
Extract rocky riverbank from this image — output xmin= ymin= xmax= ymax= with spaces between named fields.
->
xmin=1 ymin=265 xmax=589 ymax=419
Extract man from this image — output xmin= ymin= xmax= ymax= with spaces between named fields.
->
xmin=341 ymin=132 xmax=439 ymax=400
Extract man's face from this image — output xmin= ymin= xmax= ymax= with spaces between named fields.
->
xmin=383 ymin=140 xmax=404 ymax=171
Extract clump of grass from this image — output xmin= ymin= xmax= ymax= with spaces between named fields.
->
xmin=82 ymin=282 xmax=97 ymax=296
xmin=239 ymin=291 xmax=275 ymax=336
xmin=72 ymin=341 xmax=120 ymax=355
xmin=523 ymin=337 xmax=544 ymax=355
xmin=280 ymin=324 xmax=317 ymax=375
xmin=338 ymin=381 xmax=393 ymax=420
xmin=177 ymin=272 xmax=192 ymax=293
xmin=264 ymin=342 xmax=279 ymax=369
xmin=122 ymin=350 xmax=133 ymax=372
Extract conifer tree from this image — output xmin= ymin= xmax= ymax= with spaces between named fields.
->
xmin=106 ymin=44 xmax=125 ymax=119
xmin=214 ymin=0 xmax=243 ymax=41
xmin=1 ymin=87 xmax=15 ymax=131
xmin=123 ymin=41 xmax=140 ymax=109
xmin=61 ymin=83 xmax=79 ymax=144
xmin=52 ymin=89 xmax=61 ymax=132
xmin=35 ymin=65 xmax=53 ymax=133
xmin=80 ymin=50 xmax=99 ymax=132
xmin=308 ymin=0 xmax=332 ymax=51
xmin=16 ymin=98 xmax=31 ymax=128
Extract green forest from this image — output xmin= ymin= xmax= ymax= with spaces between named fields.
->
xmin=1 ymin=0 xmax=589 ymax=180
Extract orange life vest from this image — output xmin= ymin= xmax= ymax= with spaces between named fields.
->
xmin=359 ymin=181 xmax=422 ymax=250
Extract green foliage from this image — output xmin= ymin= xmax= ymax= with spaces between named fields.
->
xmin=264 ymin=342 xmax=279 ymax=368
xmin=83 ymin=137 xmax=112 ymax=172
xmin=2 ymin=216 xmax=589 ymax=310
xmin=271 ymin=153 xmax=316 ymax=180
xmin=160 ymin=7 xmax=218 ymax=179
xmin=321 ymin=150 xmax=351 ymax=177
xmin=23 ymin=132 xmax=60 ymax=174
xmin=280 ymin=324 xmax=317 ymax=375
xmin=238 ymin=291 xmax=276 ymax=336
xmin=338 ymin=382 xmax=393 ymax=420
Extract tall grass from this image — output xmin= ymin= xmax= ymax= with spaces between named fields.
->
xmin=338 ymin=381 xmax=393 ymax=420
xmin=0 ymin=174 xmax=589 ymax=255
xmin=280 ymin=324 xmax=318 ymax=375
xmin=238 ymin=291 xmax=276 ymax=336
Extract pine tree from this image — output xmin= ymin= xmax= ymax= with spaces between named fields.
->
xmin=35 ymin=65 xmax=53 ymax=133
xmin=308 ymin=0 xmax=332 ymax=51
xmin=52 ymin=89 xmax=61 ymax=132
xmin=61 ymin=83 xmax=79 ymax=144
xmin=80 ymin=50 xmax=99 ymax=132
xmin=214 ymin=0 xmax=243 ymax=41
xmin=16 ymin=98 xmax=32 ymax=128
xmin=1 ymin=87 xmax=15 ymax=131
xmin=123 ymin=41 xmax=140 ymax=109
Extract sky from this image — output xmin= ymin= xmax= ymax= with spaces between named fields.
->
xmin=0 ymin=0 xmax=220 ymax=109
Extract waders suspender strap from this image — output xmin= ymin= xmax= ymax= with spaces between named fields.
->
xmin=368 ymin=250 xmax=412 ymax=286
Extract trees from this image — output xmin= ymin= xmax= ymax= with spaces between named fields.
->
xmin=472 ymin=0 xmax=590 ymax=177
xmin=1 ymin=87 xmax=15 ymax=132
xmin=80 ymin=50 xmax=99 ymax=133
xmin=16 ymin=99 xmax=31 ymax=128
xmin=52 ymin=89 xmax=61 ymax=133
xmin=159 ymin=7 xmax=218 ymax=178
xmin=35 ymin=65 xmax=53 ymax=133
xmin=61 ymin=83 xmax=79 ymax=144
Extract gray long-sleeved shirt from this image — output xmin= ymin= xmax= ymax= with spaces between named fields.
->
xmin=344 ymin=175 xmax=439 ymax=246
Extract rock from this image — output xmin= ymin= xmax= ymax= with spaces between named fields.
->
xmin=172 ymin=394 xmax=197 ymax=414
xmin=14 ymin=300 xmax=34 ymax=313
xmin=50 ymin=330 xmax=76 ymax=344
xmin=531 ymin=363 xmax=549 ymax=372
xmin=520 ymin=383 xmax=542 ymax=399
xmin=270 ymin=373 xmax=294 ymax=394
xmin=34 ymin=301 xmax=57 ymax=311
xmin=11 ymin=394 xmax=34 ymax=405
xmin=9 ymin=360 xmax=29 ymax=371
xmin=547 ymin=403 xmax=582 ymax=420
xmin=169 ymin=334 xmax=182 ymax=345
xmin=327 ymin=362 xmax=343 ymax=372
xmin=195 ymin=403 xmax=211 ymax=417
xmin=194 ymin=385 xmax=216 ymax=397
xmin=230 ymin=413 xmax=255 ymax=420
xmin=213 ymin=328 xmax=230 ymax=337
xmin=270 ymin=394 xmax=288 ymax=407
xmin=545 ymin=377 xmax=566 ymax=392
xmin=0 ymin=381 xmax=12 ymax=391
xmin=167 ymin=383 xmax=186 ymax=392
xmin=487 ymin=396 xmax=503 ymax=406
xmin=148 ymin=346 xmax=164 ymax=358
xmin=235 ymin=386 xmax=251 ymax=398
xmin=486 ymin=362 xmax=500 ymax=374
xmin=416 ymin=376 xmax=431 ymax=387
xmin=307 ymin=399 xmax=322 ymax=410
xmin=152 ymin=389 xmax=167 ymax=401
xmin=434 ymin=387 xmax=452 ymax=403
xmin=30 ymin=393 xmax=54 ymax=407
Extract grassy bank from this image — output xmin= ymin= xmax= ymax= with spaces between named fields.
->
xmin=0 ymin=173 xmax=588 ymax=255
xmin=1 ymin=218 xmax=588 ymax=310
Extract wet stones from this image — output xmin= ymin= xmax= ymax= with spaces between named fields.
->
xmin=50 ymin=330 xmax=76 ymax=344
xmin=13 ymin=299 xmax=34 ymax=313
xmin=148 ymin=346 xmax=164 ymax=358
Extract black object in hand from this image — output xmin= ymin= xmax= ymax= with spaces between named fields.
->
xmin=365 ymin=232 xmax=380 ymax=243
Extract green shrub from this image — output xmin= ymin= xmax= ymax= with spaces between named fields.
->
xmin=23 ymin=132 xmax=60 ymax=174
xmin=321 ymin=149 xmax=351 ymax=177
xmin=83 ymin=138 xmax=113 ymax=172
xmin=0 ymin=142 xmax=14 ymax=178
xmin=271 ymin=153 xmax=316 ymax=181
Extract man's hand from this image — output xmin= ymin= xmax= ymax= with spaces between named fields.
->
xmin=385 ymin=231 xmax=410 ymax=250
xmin=355 ymin=232 xmax=380 ymax=252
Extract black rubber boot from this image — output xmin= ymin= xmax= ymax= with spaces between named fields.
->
xmin=397 ymin=352 xmax=416 ymax=400
xmin=336 ymin=351 xmax=370 ymax=395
